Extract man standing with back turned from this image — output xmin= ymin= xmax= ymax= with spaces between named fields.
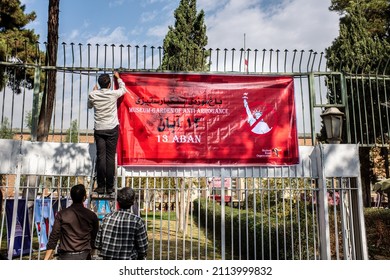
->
xmin=44 ymin=184 xmax=99 ymax=260
xmin=95 ymin=187 xmax=148 ymax=260
xmin=88 ymin=71 xmax=127 ymax=195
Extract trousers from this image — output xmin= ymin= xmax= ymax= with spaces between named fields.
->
xmin=94 ymin=125 xmax=119 ymax=190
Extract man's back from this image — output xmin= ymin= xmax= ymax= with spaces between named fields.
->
xmin=96 ymin=209 xmax=148 ymax=260
xmin=46 ymin=203 xmax=99 ymax=253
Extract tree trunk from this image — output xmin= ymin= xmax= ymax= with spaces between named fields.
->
xmin=37 ymin=0 xmax=59 ymax=141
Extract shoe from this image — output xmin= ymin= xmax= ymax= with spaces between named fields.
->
xmin=106 ymin=188 xmax=115 ymax=194
xmin=94 ymin=187 xmax=105 ymax=194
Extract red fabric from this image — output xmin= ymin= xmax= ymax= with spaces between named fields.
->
xmin=116 ymin=73 xmax=299 ymax=166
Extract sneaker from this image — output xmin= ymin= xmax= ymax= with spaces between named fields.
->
xmin=106 ymin=188 xmax=115 ymax=194
xmin=94 ymin=187 xmax=105 ymax=194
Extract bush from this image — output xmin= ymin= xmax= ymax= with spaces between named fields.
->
xmin=193 ymin=198 xmax=317 ymax=260
xmin=364 ymin=208 xmax=390 ymax=259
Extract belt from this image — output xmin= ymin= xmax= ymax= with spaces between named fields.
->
xmin=59 ymin=250 xmax=88 ymax=255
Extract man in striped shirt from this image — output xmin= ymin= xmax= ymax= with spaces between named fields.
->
xmin=95 ymin=187 xmax=148 ymax=260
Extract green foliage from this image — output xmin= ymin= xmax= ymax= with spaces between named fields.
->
xmin=364 ymin=207 xmax=390 ymax=259
xmin=0 ymin=117 xmax=14 ymax=139
xmin=65 ymin=120 xmax=79 ymax=143
xmin=161 ymin=0 xmax=210 ymax=71
xmin=193 ymin=198 xmax=317 ymax=260
xmin=329 ymin=0 xmax=390 ymax=39
xmin=0 ymin=0 xmax=45 ymax=94
xmin=325 ymin=0 xmax=390 ymax=198
xmin=326 ymin=0 xmax=390 ymax=73
xmin=24 ymin=110 xmax=32 ymax=130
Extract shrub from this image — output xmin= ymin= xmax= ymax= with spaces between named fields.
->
xmin=193 ymin=198 xmax=318 ymax=260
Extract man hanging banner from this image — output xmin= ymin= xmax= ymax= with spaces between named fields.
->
xmin=116 ymin=73 xmax=299 ymax=166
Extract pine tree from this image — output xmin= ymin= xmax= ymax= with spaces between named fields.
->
xmin=0 ymin=0 xmax=44 ymax=94
xmin=326 ymin=0 xmax=390 ymax=73
xmin=161 ymin=0 xmax=209 ymax=71
xmin=325 ymin=0 xmax=390 ymax=206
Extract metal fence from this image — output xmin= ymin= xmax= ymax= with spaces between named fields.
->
xmin=0 ymin=140 xmax=366 ymax=260
xmin=2 ymin=43 xmax=390 ymax=147
xmin=0 ymin=43 xmax=371 ymax=260
xmin=0 ymin=43 xmax=338 ymax=145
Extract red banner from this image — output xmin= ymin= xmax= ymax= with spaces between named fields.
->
xmin=116 ymin=73 xmax=298 ymax=166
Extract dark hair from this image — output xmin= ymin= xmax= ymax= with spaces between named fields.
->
xmin=70 ymin=184 xmax=86 ymax=203
xmin=98 ymin=74 xmax=111 ymax=89
xmin=117 ymin=187 xmax=135 ymax=209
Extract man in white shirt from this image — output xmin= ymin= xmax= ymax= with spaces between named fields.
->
xmin=88 ymin=71 xmax=127 ymax=194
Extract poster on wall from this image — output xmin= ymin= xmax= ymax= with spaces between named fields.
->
xmin=5 ymin=199 xmax=31 ymax=258
xmin=116 ymin=73 xmax=299 ymax=166
xmin=34 ymin=198 xmax=66 ymax=251
xmin=34 ymin=199 xmax=55 ymax=250
xmin=90 ymin=200 xmax=112 ymax=220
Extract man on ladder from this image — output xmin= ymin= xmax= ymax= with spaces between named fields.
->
xmin=88 ymin=71 xmax=128 ymax=195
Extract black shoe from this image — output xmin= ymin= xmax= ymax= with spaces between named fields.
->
xmin=106 ymin=188 xmax=115 ymax=194
xmin=94 ymin=187 xmax=105 ymax=194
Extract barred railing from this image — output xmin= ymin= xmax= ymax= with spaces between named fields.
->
xmin=2 ymin=42 xmax=390 ymax=146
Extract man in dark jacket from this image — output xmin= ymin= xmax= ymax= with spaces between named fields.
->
xmin=44 ymin=184 xmax=99 ymax=260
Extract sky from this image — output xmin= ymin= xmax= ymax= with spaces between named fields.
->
xmin=21 ymin=0 xmax=341 ymax=54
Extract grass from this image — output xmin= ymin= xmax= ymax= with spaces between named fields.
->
xmin=143 ymin=210 xmax=225 ymax=260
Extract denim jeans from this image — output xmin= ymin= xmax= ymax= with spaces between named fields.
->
xmin=94 ymin=125 xmax=119 ymax=190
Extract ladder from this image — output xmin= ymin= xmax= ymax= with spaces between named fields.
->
xmin=87 ymin=154 xmax=118 ymax=218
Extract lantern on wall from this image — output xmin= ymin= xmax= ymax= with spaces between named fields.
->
xmin=320 ymin=107 xmax=344 ymax=144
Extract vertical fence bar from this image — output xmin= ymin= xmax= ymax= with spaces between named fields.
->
xmin=7 ymin=152 xmax=22 ymax=260
xmin=111 ymin=44 xmax=115 ymax=72
xmin=316 ymin=144 xmax=331 ymax=259
xmin=31 ymin=65 xmax=41 ymax=141
xmin=69 ymin=43 xmax=75 ymax=141
xmin=127 ymin=45 xmax=131 ymax=70
xmin=77 ymin=43 xmax=83 ymax=142
xmin=151 ymin=46 xmax=155 ymax=70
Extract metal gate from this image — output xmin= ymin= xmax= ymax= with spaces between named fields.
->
xmin=0 ymin=43 xmax=370 ymax=260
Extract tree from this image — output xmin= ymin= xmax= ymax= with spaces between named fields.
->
xmin=65 ymin=120 xmax=79 ymax=143
xmin=325 ymin=0 xmax=390 ymax=206
xmin=326 ymin=0 xmax=390 ymax=73
xmin=0 ymin=117 xmax=14 ymax=139
xmin=0 ymin=0 xmax=43 ymax=94
xmin=161 ymin=0 xmax=209 ymax=71
xmin=37 ymin=0 xmax=60 ymax=141
xmin=329 ymin=0 xmax=390 ymax=39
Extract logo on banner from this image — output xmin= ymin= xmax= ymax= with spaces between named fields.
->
xmin=243 ymin=92 xmax=272 ymax=135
